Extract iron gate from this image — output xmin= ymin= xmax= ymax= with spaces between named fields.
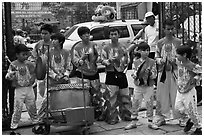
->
xmin=159 ymin=2 xmax=202 ymax=44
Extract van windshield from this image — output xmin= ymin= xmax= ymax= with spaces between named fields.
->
xmin=64 ymin=26 xmax=78 ymax=39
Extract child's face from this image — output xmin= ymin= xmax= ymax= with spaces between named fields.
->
xmin=138 ymin=49 xmax=149 ymax=58
xmin=80 ymin=32 xmax=90 ymax=42
xmin=109 ymin=31 xmax=119 ymax=41
xmin=164 ymin=25 xmax=175 ymax=36
xmin=16 ymin=51 xmax=29 ymax=62
xmin=41 ymin=30 xmax=51 ymax=41
xmin=52 ymin=39 xmax=60 ymax=48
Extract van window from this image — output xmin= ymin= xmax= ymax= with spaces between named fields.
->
xmin=90 ymin=27 xmax=106 ymax=40
xmin=131 ymin=24 xmax=143 ymax=36
xmin=64 ymin=25 xmax=78 ymax=39
xmin=109 ymin=26 xmax=129 ymax=38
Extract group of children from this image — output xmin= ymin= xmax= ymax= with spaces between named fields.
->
xmin=124 ymin=19 xmax=202 ymax=135
xmin=5 ymin=20 xmax=202 ymax=135
xmin=5 ymin=24 xmax=72 ymax=135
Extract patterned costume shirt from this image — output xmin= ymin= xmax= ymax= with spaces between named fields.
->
xmin=132 ymin=58 xmax=157 ymax=86
xmin=73 ymin=42 xmax=98 ymax=76
xmin=177 ymin=59 xmax=202 ymax=93
xmin=101 ymin=43 xmax=129 ymax=72
xmin=6 ymin=60 xmax=35 ymax=88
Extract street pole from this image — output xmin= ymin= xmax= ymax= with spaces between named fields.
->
xmin=158 ymin=2 xmax=165 ymax=39
xmin=4 ymin=2 xmax=15 ymax=61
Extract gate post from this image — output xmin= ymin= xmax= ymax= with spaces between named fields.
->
xmin=158 ymin=2 xmax=165 ymax=39
xmin=4 ymin=2 xmax=15 ymax=61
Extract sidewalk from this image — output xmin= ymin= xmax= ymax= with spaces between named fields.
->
xmin=2 ymin=105 xmax=202 ymax=135
xmin=2 ymin=71 xmax=202 ymax=135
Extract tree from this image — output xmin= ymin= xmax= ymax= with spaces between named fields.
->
xmin=74 ymin=2 xmax=101 ymax=23
xmin=44 ymin=2 xmax=73 ymax=22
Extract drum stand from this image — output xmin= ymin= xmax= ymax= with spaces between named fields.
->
xmin=42 ymin=44 xmax=51 ymax=134
xmin=38 ymin=45 xmax=51 ymax=134
xmin=33 ymin=45 xmax=91 ymax=135
xmin=80 ymin=70 xmax=90 ymax=134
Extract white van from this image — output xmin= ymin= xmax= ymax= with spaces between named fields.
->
xmin=63 ymin=19 xmax=145 ymax=51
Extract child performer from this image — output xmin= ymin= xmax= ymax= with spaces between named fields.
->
xmin=5 ymin=44 xmax=39 ymax=135
xmin=125 ymin=42 xmax=157 ymax=130
xmin=175 ymin=45 xmax=202 ymax=135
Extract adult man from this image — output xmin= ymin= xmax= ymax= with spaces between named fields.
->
xmin=153 ymin=19 xmax=182 ymax=128
xmin=127 ymin=20 xmax=149 ymax=69
xmin=101 ymin=27 xmax=131 ymax=125
xmin=144 ymin=11 xmax=159 ymax=59
xmin=131 ymin=20 xmax=149 ymax=44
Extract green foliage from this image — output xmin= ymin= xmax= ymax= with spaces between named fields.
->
xmin=43 ymin=2 xmax=74 ymax=21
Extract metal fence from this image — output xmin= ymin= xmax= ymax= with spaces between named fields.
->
xmin=159 ymin=2 xmax=202 ymax=44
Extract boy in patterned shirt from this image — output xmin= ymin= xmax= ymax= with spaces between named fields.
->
xmin=6 ymin=44 xmax=39 ymax=135
xmin=101 ymin=27 xmax=131 ymax=124
xmin=175 ymin=45 xmax=202 ymax=135
xmin=125 ymin=42 xmax=157 ymax=130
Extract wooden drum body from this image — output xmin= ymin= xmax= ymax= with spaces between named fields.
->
xmin=48 ymin=83 xmax=91 ymax=111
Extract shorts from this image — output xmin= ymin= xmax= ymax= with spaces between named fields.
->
xmin=105 ymin=71 xmax=128 ymax=89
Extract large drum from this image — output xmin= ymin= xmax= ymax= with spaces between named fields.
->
xmin=48 ymin=83 xmax=91 ymax=111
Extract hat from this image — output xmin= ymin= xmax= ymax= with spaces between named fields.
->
xmin=66 ymin=26 xmax=70 ymax=30
xmin=145 ymin=12 xmax=155 ymax=18
xmin=60 ymin=29 xmax=65 ymax=33
xmin=15 ymin=44 xmax=32 ymax=53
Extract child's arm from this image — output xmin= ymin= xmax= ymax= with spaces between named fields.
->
xmin=131 ymin=60 xmax=138 ymax=80
xmin=28 ymin=62 xmax=36 ymax=85
xmin=92 ymin=43 xmax=99 ymax=63
xmin=192 ymin=64 xmax=202 ymax=74
xmin=149 ymin=61 xmax=157 ymax=79
xmin=64 ymin=50 xmax=72 ymax=77
xmin=5 ymin=64 xmax=17 ymax=80
xmin=192 ymin=64 xmax=202 ymax=86
xmin=101 ymin=48 xmax=111 ymax=66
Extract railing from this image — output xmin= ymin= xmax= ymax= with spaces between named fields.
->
xmin=159 ymin=2 xmax=202 ymax=44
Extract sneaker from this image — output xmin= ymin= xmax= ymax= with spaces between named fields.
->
xmin=32 ymin=125 xmax=44 ymax=134
xmin=156 ymin=119 xmax=166 ymax=127
xmin=179 ymin=119 xmax=186 ymax=127
xmin=124 ymin=122 xmax=137 ymax=130
xmin=131 ymin=116 xmax=138 ymax=121
xmin=184 ymin=119 xmax=194 ymax=132
xmin=191 ymin=128 xmax=202 ymax=135
xmin=148 ymin=123 xmax=159 ymax=130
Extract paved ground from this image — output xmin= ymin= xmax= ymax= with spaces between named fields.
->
xmin=2 ymin=71 xmax=202 ymax=135
xmin=2 ymin=105 xmax=202 ymax=135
